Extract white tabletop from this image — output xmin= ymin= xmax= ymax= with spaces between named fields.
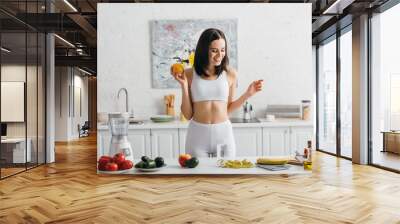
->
xmin=98 ymin=157 xmax=311 ymax=175
xmin=97 ymin=119 xmax=313 ymax=130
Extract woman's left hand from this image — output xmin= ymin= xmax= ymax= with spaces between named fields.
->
xmin=246 ymin=80 xmax=263 ymax=97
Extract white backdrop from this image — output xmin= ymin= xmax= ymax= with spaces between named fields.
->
xmin=98 ymin=3 xmax=313 ymax=119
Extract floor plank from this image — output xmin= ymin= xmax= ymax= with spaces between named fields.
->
xmin=0 ymin=134 xmax=399 ymax=223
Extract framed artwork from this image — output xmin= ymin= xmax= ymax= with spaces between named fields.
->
xmin=151 ymin=19 xmax=238 ymax=88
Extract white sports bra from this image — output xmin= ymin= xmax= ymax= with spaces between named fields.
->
xmin=190 ymin=68 xmax=230 ymax=103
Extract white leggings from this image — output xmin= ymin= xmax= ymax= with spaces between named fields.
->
xmin=185 ymin=119 xmax=236 ymax=158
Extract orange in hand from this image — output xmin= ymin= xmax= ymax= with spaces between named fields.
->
xmin=172 ymin=63 xmax=184 ymax=75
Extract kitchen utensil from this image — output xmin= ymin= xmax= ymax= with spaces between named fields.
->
xmin=216 ymin=144 xmax=235 ymax=160
xmin=165 ymin=94 xmax=175 ymax=116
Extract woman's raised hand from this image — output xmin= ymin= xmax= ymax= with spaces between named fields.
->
xmin=170 ymin=64 xmax=188 ymax=88
xmin=246 ymin=80 xmax=263 ymax=97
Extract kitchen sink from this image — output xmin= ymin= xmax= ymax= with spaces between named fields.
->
xmin=230 ymin=118 xmax=260 ymax=123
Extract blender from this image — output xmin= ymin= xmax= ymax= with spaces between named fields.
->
xmin=108 ymin=113 xmax=133 ymax=161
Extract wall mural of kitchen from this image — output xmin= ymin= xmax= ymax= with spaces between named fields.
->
xmin=97 ymin=3 xmax=314 ymax=174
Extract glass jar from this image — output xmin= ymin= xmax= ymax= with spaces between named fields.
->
xmin=301 ymin=100 xmax=311 ymax=120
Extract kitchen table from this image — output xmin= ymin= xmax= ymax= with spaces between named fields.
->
xmin=98 ymin=157 xmax=311 ymax=175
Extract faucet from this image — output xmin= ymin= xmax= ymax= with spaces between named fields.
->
xmin=117 ymin=88 xmax=129 ymax=113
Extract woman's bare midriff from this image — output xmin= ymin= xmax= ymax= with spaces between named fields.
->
xmin=192 ymin=101 xmax=229 ymax=124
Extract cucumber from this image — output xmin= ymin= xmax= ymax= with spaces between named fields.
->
xmin=135 ymin=161 xmax=144 ymax=168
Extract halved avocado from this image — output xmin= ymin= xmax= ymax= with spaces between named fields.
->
xmin=147 ymin=160 xmax=156 ymax=169
xmin=185 ymin=157 xmax=199 ymax=168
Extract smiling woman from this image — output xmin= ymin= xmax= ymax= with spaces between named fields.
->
xmin=170 ymin=28 xmax=263 ymax=158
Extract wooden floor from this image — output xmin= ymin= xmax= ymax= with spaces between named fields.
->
xmin=1 ymin=135 xmax=400 ymax=223
xmin=373 ymin=151 xmax=400 ymax=171
xmin=1 ymin=167 xmax=26 ymax=178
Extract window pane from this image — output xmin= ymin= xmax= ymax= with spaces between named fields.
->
xmin=27 ymin=31 xmax=38 ymax=169
xmin=371 ymin=4 xmax=400 ymax=171
xmin=340 ymin=29 xmax=352 ymax=158
xmin=1 ymin=31 xmax=27 ymax=177
xmin=318 ymin=37 xmax=337 ymax=154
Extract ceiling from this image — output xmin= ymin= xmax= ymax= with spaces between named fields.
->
xmin=0 ymin=0 xmax=391 ymax=75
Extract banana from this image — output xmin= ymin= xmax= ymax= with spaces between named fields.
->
xmin=218 ymin=159 xmax=254 ymax=168
xmin=257 ymin=157 xmax=289 ymax=165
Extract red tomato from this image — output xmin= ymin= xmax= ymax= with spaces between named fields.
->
xmin=105 ymin=162 xmax=118 ymax=171
xmin=98 ymin=163 xmax=107 ymax=171
xmin=98 ymin=156 xmax=113 ymax=167
xmin=120 ymin=160 xmax=133 ymax=170
xmin=179 ymin=154 xmax=192 ymax=167
xmin=113 ymin=153 xmax=125 ymax=165
xmin=99 ymin=155 xmax=112 ymax=161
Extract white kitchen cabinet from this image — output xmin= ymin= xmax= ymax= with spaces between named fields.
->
xmin=97 ymin=121 xmax=313 ymax=160
xmin=128 ymin=129 xmax=151 ymax=159
xmin=151 ymin=129 xmax=179 ymax=158
xmin=178 ymin=128 xmax=187 ymax=155
xmin=233 ymin=127 xmax=262 ymax=157
xmin=262 ymin=127 xmax=290 ymax=156
xmin=290 ymin=126 xmax=313 ymax=154
xmin=98 ymin=129 xmax=151 ymax=159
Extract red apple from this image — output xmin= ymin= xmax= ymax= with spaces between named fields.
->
xmin=179 ymin=154 xmax=192 ymax=167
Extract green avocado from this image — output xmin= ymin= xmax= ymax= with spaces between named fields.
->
xmin=185 ymin=157 xmax=199 ymax=168
xmin=141 ymin=156 xmax=150 ymax=163
xmin=155 ymin=157 xmax=164 ymax=167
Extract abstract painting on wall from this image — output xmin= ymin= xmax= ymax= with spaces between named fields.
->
xmin=151 ymin=19 xmax=238 ymax=88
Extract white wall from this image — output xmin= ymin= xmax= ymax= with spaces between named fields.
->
xmin=98 ymin=3 xmax=313 ymax=119
xmin=1 ymin=64 xmax=46 ymax=163
xmin=1 ymin=65 xmax=40 ymax=138
xmin=55 ymin=67 xmax=89 ymax=141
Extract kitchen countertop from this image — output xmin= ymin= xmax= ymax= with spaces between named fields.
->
xmin=97 ymin=118 xmax=313 ymax=130
xmin=97 ymin=157 xmax=311 ymax=175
